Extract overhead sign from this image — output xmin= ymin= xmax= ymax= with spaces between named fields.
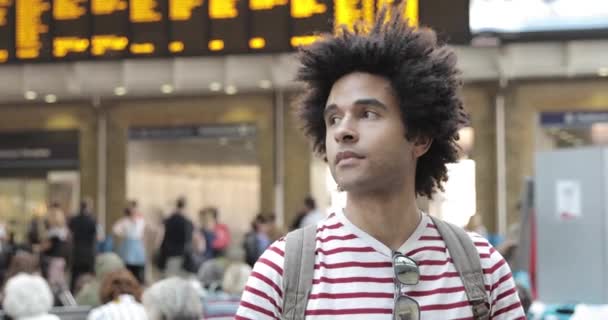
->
xmin=0 ymin=0 xmax=429 ymax=64
xmin=0 ymin=130 xmax=79 ymax=171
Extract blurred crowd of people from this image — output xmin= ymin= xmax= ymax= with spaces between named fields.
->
xmin=0 ymin=194 xmax=315 ymax=319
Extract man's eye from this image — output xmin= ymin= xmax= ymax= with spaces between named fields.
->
xmin=364 ymin=111 xmax=378 ymax=119
xmin=327 ymin=116 xmax=340 ymax=125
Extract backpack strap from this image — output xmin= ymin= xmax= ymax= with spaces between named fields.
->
xmin=281 ymin=224 xmax=317 ymax=320
xmin=429 ymin=216 xmax=490 ymax=320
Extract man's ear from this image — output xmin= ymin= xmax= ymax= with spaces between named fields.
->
xmin=413 ymin=136 xmax=432 ymax=158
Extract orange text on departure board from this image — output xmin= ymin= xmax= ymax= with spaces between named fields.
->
xmin=209 ymin=0 xmax=237 ymax=19
xmin=54 ymin=0 xmax=86 ymax=20
xmin=130 ymin=0 xmax=162 ymax=22
xmin=0 ymin=0 xmax=11 ymax=26
xmin=91 ymin=35 xmax=128 ymax=56
xmin=250 ymin=0 xmax=287 ymax=10
xmin=92 ymin=0 xmax=127 ymax=15
xmin=16 ymin=0 xmax=50 ymax=59
xmin=54 ymin=37 xmax=89 ymax=57
xmin=169 ymin=0 xmax=203 ymax=21
xmin=291 ymin=0 xmax=326 ymax=18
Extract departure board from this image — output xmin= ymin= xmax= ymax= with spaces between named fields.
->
xmin=91 ymin=0 xmax=129 ymax=59
xmin=130 ymin=0 xmax=169 ymax=56
xmin=169 ymin=0 xmax=207 ymax=55
xmin=16 ymin=0 xmax=52 ymax=60
xmin=0 ymin=0 xmax=14 ymax=63
xmin=290 ymin=0 xmax=333 ymax=48
xmin=249 ymin=0 xmax=290 ymax=53
xmin=1 ymin=0 xmax=425 ymax=64
xmin=208 ymin=0 xmax=248 ymax=54
xmin=53 ymin=0 xmax=90 ymax=60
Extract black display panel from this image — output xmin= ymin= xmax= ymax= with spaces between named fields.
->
xmin=91 ymin=0 xmax=129 ymax=59
xmin=249 ymin=0 xmax=290 ymax=53
xmin=168 ymin=0 xmax=208 ymax=55
xmin=53 ymin=0 xmax=90 ymax=60
xmin=129 ymin=0 xmax=169 ymax=56
xmin=208 ymin=0 xmax=248 ymax=54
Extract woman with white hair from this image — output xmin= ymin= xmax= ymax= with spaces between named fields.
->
xmin=142 ymin=277 xmax=202 ymax=320
xmin=2 ymin=273 xmax=59 ymax=320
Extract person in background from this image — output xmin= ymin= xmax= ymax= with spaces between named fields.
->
xmin=76 ymin=252 xmax=126 ymax=307
xmin=68 ymin=199 xmax=97 ymax=292
xmin=266 ymin=213 xmax=286 ymax=243
xmin=298 ymin=196 xmax=324 ymax=228
xmin=2 ymin=273 xmax=60 ymax=320
xmin=243 ymin=214 xmax=272 ymax=267
xmin=41 ymin=202 xmax=70 ymax=302
xmin=200 ymin=207 xmax=231 ymax=259
xmin=158 ymin=198 xmax=194 ymax=277
xmin=87 ymin=269 xmax=148 ymax=320
xmin=113 ymin=206 xmax=146 ymax=283
xmin=2 ymin=250 xmax=40 ymax=290
xmin=142 ymin=277 xmax=203 ymax=320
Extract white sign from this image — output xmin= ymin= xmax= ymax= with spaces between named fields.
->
xmin=556 ymin=180 xmax=582 ymax=221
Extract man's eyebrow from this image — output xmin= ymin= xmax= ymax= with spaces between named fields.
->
xmin=353 ymin=98 xmax=388 ymax=110
xmin=323 ymin=104 xmax=338 ymax=118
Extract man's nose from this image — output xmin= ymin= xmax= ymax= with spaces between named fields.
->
xmin=334 ymin=117 xmax=359 ymax=144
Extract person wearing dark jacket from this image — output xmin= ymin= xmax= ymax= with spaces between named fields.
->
xmin=158 ymin=198 xmax=194 ymax=277
xmin=68 ymin=199 xmax=97 ymax=292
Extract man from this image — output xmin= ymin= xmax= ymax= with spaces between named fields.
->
xmin=236 ymin=6 xmax=524 ymax=320
xmin=68 ymin=199 xmax=97 ymax=292
xmin=200 ymin=207 xmax=231 ymax=259
xmin=158 ymin=197 xmax=194 ymax=277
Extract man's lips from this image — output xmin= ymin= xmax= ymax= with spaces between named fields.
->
xmin=335 ymin=151 xmax=365 ymax=165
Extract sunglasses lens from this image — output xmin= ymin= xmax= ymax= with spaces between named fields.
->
xmin=394 ymin=296 xmax=420 ymax=320
xmin=394 ymin=255 xmax=419 ymax=285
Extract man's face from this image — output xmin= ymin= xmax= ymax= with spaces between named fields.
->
xmin=324 ymin=72 xmax=423 ymax=195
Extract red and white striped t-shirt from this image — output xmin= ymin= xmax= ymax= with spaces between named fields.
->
xmin=236 ymin=210 xmax=525 ymax=319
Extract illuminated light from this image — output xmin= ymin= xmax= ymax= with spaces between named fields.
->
xmin=225 ymin=85 xmax=237 ymax=95
xmin=161 ymin=84 xmax=174 ymax=94
xmin=92 ymin=0 xmax=127 ymax=15
xmin=170 ymin=0 xmax=203 ymax=21
xmin=290 ymin=35 xmax=319 ymax=47
xmin=599 ymin=67 xmax=608 ymax=77
xmin=24 ymin=91 xmax=38 ymax=100
xmin=209 ymin=82 xmax=222 ymax=92
xmin=114 ymin=86 xmax=127 ymax=96
xmin=169 ymin=41 xmax=185 ymax=53
xmin=291 ymin=0 xmax=326 ymax=18
xmin=44 ymin=94 xmax=57 ymax=103
xmin=0 ymin=50 xmax=7 ymax=62
xmin=208 ymin=39 xmax=224 ymax=51
xmin=249 ymin=37 xmax=266 ymax=49
xmin=92 ymin=36 xmax=129 ymax=56
xmin=130 ymin=43 xmax=155 ymax=54
xmin=54 ymin=0 xmax=87 ymax=20
xmin=250 ymin=0 xmax=288 ymax=10
xmin=209 ymin=0 xmax=238 ymax=19
xmin=130 ymin=0 xmax=162 ymax=22
xmin=259 ymin=80 xmax=272 ymax=89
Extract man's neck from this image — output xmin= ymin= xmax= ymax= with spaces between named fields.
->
xmin=344 ymin=188 xmax=421 ymax=251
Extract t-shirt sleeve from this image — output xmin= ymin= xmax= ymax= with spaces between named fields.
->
xmin=235 ymin=238 xmax=286 ymax=320
xmin=471 ymin=234 xmax=526 ymax=320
